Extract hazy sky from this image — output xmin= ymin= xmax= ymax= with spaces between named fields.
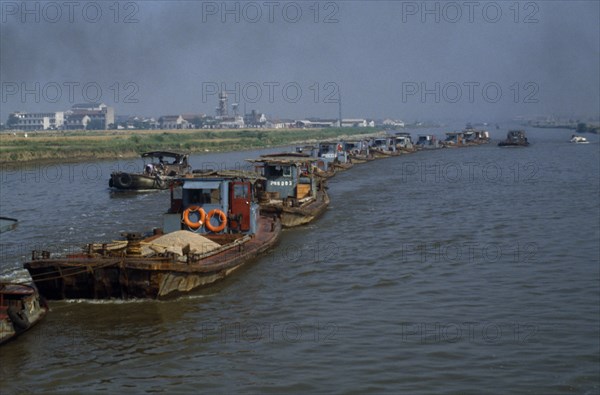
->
xmin=1 ymin=1 xmax=599 ymax=123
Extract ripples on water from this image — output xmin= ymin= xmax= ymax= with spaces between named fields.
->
xmin=1 ymin=130 xmax=598 ymax=394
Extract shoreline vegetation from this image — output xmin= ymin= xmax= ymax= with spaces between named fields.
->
xmin=0 ymin=127 xmax=383 ymax=166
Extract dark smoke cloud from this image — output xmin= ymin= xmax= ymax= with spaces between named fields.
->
xmin=1 ymin=1 xmax=598 ymax=122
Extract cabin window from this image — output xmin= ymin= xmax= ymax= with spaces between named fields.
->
xmin=189 ymin=188 xmax=220 ymax=204
xmin=234 ymin=184 xmax=248 ymax=199
xmin=283 ymin=166 xmax=292 ymax=177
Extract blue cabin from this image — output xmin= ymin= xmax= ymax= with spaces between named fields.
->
xmin=318 ymin=142 xmax=349 ymax=167
xmin=370 ymin=136 xmax=397 ymax=152
xmin=164 ymin=177 xmax=259 ymax=235
xmin=249 ymin=157 xmax=318 ymax=202
xmin=392 ymin=132 xmax=414 ymax=149
xmin=444 ymin=132 xmax=465 ymax=145
xmin=342 ymin=140 xmax=370 ymax=156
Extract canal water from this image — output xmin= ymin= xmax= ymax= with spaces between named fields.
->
xmin=1 ymin=128 xmax=598 ymax=394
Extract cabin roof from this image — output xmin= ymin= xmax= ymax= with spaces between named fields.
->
xmin=248 ymin=156 xmax=316 ymax=165
xmin=190 ymin=169 xmax=265 ymax=181
xmin=141 ymin=151 xmax=189 ymax=159
xmin=260 ymin=152 xmax=310 ymax=158
xmin=182 ymin=180 xmax=223 ymax=189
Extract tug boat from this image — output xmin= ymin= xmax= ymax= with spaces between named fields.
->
xmin=109 ymin=151 xmax=191 ymax=190
xmin=498 ymin=130 xmax=530 ymax=147
xmin=1 ymin=219 xmax=48 ymax=346
xmin=462 ymin=123 xmax=491 ymax=144
xmin=248 ymin=156 xmax=330 ymax=228
xmin=0 ymin=283 xmax=48 ymax=345
xmin=25 ymin=176 xmax=281 ymax=300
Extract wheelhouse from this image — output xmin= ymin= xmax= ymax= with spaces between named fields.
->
xmin=141 ymin=151 xmax=191 ymax=176
xmin=343 ymin=140 xmax=370 ymax=155
xmin=248 ymin=157 xmax=318 ymax=202
xmin=392 ymin=132 xmax=414 ymax=149
xmin=444 ymin=132 xmax=464 ymax=145
xmin=371 ymin=136 xmax=397 ymax=152
xmin=165 ymin=177 xmax=259 ymax=235
xmin=319 ymin=142 xmax=348 ymax=163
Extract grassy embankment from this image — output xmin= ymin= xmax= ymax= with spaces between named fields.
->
xmin=0 ymin=127 xmax=382 ymax=164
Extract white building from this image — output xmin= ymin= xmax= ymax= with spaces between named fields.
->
xmin=159 ymin=115 xmax=191 ymax=129
xmin=70 ymin=103 xmax=115 ymax=129
xmin=8 ymin=111 xmax=65 ymax=130
xmin=341 ymin=118 xmax=368 ymax=127
xmin=218 ymin=116 xmax=245 ymax=129
xmin=383 ymin=119 xmax=405 ymax=128
xmin=64 ymin=114 xmax=91 ymax=130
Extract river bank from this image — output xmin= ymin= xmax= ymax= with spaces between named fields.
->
xmin=0 ymin=127 xmax=381 ymax=165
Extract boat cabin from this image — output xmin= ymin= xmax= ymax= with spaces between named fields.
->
xmin=416 ymin=135 xmax=439 ymax=147
xmin=142 ymin=151 xmax=191 ymax=176
xmin=295 ymin=145 xmax=318 ymax=157
xmin=370 ymin=137 xmax=397 ymax=152
xmin=343 ymin=140 xmax=370 ymax=156
xmin=393 ymin=132 xmax=414 ymax=149
xmin=507 ymin=130 xmax=527 ymax=142
xmin=318 ymin=142 xmax=349 ymax=166
xmin=444 ymin=132 xmax=465 ymax=145
xmin=248 ymin=157 xmax=318 ymax=202
xmin=164 ymin=177 xmax=259 ymax=235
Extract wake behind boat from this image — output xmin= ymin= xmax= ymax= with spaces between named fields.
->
xmin=570 ymin=135 xmax=590 ymax=144
xmin=0 ymin=217 xmax=18 ymax=233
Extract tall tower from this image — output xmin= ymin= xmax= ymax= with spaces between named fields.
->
xmin=216 ymin=91 xmax=228 ymax=117
xmin=338 ymin=88 xmax=342 ymax=128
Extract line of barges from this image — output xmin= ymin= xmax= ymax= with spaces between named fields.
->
xmin=21 ymin=125 xmax=503 ymax=302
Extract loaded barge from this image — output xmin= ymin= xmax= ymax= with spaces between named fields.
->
xmin=25 ymin=176 xmax=281 ymax=300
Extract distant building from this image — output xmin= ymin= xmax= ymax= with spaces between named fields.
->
xmin=181 ymin=114 xmax=207 ymax=129
xmin=7 ymin=111 xmax=65 ymax=130
xmin=159 ymin=115 xmax=191 ymax=129
xmin=295 ymin=119 xmax=336 ymax=128
xmin=218 ymin=116 xmax=245 ymax=129
xmin=383 ymin=119 xmax=405 ymax=128
xmin=244 ymin=110 xmax=267 ymax=128
xmin=64 ymin=114 xmax=91 ymax=130
xmin=341 ymin=118 xmax=368 ymax=127
xmin=268 ymin=119 xmax=296 ymax=129
xmin=69 ymin=103 xmax=115 ymax=129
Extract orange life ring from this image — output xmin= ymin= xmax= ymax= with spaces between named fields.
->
xmin=183 ymin=206 xmax=206 ymax=229
xmin=205 ymin=209 xmax=227 ymax=233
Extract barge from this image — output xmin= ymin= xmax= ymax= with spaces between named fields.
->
xmin=25 ymin=176 xmax=281 ymax=300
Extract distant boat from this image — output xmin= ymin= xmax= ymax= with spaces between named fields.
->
xmin=498 ymin=130 xmax=530 ymax=147
xmin=109 ymin=151 xmax=191 ymax=190
xmin=570 ymin=135 xmax=589 ymax=144
xmin=0 ymin=217 xmax=18 ymax=233
xmin=415 ymin=135 xmax=441 ymax=150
